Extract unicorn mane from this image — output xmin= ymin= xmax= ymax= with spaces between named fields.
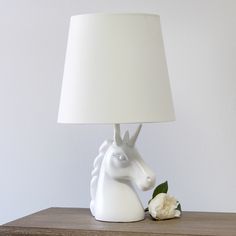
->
xmin=90 ymin=139 xmax=112 ymax=215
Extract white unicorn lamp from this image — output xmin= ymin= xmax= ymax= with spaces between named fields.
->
xmin=58 ymin=13 xmax=175 ymax=222
xmin=90 ymin=124 xmax=155 ymax=222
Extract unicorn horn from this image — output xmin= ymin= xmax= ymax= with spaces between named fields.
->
xmin=129 ymin=124 xmax=142 ymax=147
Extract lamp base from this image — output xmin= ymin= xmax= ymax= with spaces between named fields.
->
xmin=90 ymin=124 xmax=156 ymax=222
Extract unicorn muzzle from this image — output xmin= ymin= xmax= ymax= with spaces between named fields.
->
xmin=137 ymin=173 xmax=156 ymax=191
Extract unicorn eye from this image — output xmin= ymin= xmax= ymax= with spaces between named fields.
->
xmin=112 ymin=153 xmax=128 ymax=162
xmin=118 ymin=155 xmax=127 ymax=161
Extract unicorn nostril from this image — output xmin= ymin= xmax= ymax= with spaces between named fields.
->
xmin=147 ymin=176 xmax=152 ymax=182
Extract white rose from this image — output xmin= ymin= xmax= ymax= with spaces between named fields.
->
xmin=148 ymin=193 xmax=181 ymax=220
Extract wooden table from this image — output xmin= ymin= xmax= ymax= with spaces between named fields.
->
xmin=0 ymin=208 xmax=236 ymax=236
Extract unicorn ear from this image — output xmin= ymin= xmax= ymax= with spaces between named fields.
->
xmin=123 ymin=130 xmax=130 ymax=144
xmin=114 ymin=124 xmax=122 ymax=146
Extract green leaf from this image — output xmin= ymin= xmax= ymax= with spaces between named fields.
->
xmin=176 ymin=202 xmax=182 ymax=212
xmin=152 ymin=181 xmax=168 ymax=199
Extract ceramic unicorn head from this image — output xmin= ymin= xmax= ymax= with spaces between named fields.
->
xmin=90 ymin=124 xmax=156 ymax=222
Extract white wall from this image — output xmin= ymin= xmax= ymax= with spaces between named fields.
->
xmin=0 ymin=0 xmax=236 ymax=224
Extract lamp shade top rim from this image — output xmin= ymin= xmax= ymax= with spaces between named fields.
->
xmin=70 ymin=12 xmax=160 ymax=19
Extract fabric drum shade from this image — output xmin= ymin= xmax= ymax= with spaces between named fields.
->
xmin=58 ymin=13 xmax=175 ymax=124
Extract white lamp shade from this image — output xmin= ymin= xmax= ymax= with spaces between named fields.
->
xmin=58 ymin=13 xmax=175 ymax=124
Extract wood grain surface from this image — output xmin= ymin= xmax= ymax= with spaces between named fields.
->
xmin=0 ymin=207 xmax=236 ymax=236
